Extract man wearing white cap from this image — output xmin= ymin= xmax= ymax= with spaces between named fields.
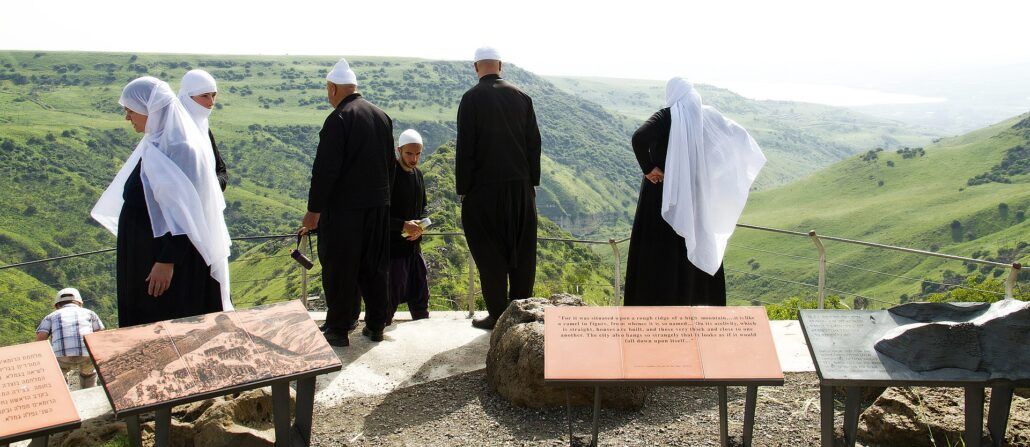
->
xmin=35 ymin=288 xmax=105 ymax=389
xmin=456 ymin=47 xmax=542 ymax=329
xmin=301 ymin=58 xmax=394 ymax=347
xmin=386 ymin=129 xmax=431 ymax=323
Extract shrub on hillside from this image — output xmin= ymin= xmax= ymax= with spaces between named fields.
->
xmin=766 ymin=295 xmax=846 ymax=320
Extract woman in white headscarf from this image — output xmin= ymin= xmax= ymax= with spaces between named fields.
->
xmin=624 ymin=77 xmax=765 ymax=307
xmin=179 ymin=69 xmax=228 ymax=191
xmin=92 ymin=76 xmax=232 ymax=326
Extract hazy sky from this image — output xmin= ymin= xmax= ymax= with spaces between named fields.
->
xmin=2 ymin=0 xmax=1028 ymax=104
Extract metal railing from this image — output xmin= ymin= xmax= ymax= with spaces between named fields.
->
xmin=1 ymin=225 xmax=1023 ymax=317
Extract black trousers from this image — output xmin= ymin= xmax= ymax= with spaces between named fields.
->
xmin=388 ymin=251 xmax=430 ymax=320
xmin=317 ymin=206 xmax=390 ymax=332
xmin=461 ymin=181 xmax=537 ymax=318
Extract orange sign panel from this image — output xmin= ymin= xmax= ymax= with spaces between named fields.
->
xmin=544 ymin=306 xmax=782 ymax=382
xmin=0 ymin=341 xmax=81 ymax=442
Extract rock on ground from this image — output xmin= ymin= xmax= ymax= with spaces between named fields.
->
xmin=47 ymin=387 xmax=293 ymax=447
xmin=858 ymin=386 xmax=1029 ymax=446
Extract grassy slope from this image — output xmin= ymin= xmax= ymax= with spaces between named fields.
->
xmin=723 ymin=114 xmax=1030 ymax=306
xmin=545 ymin=75 xmax=937 ymax=189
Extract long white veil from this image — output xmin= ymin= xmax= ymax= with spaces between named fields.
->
xmin=661 ymin=77 xmax=766 ymax=276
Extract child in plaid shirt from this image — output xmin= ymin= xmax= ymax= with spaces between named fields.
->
xmin=36 ymin=287 xmax=105 ymax=389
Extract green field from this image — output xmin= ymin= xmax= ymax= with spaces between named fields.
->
xmin=723 ymin=114 xmax=1030 ymax=307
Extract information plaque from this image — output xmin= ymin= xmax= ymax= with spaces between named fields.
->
xmin=0 ymin=341 xmax=81 ymax=444
xmin=544 ymin=306 xmax=783 ymax=447
xmin=545 ymin=306 xmax=782 ymax=383
xmin=85 ymin=300 xmax=341 ymax=416
xmin=800 ymin=308 xmax=1028 ymax=447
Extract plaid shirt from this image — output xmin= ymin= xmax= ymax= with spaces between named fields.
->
xmin=36 ymin=304 xmax=104 ymax=357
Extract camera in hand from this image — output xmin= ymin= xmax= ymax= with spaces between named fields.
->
xmin=291 ymin=231 xmax=315 ymax=270
xmin=291 ymin=249 xmax=314 ymax=270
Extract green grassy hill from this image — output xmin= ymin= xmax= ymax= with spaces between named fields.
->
xmin=546 ymin=76 xmax=936 ymax=189
xmin=723 ymin=113 xmax=1030 ymax=307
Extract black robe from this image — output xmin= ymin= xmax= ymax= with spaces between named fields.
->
xmin=456 ymin=74 xmax=541 ymax=319
xmin=209 ymin=129 xmax=228 ymax=191
xmin=116 ymin=162 xmax=222 ymax=327
xmin=623 ymin=108 xmax=727 ymax=307
xmin=388 ymin=161 xmax=430 ymax=320
xmin=307 ymin=93 xmax=393 ymax=333
xmin=389 ymin=162 xmax=427 ymax=259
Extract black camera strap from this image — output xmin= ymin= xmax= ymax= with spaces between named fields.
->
xmin=296 ymin=231 xmax=315 ymax=254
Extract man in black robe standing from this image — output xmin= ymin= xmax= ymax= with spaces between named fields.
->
xmin=302 ymin=58 xmax=393 ymax=346
xmin=456 ymin=47 xmax=541 ymax=330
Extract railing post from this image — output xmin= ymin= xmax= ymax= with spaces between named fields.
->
xmin=809 ymin=230 xmax=827 ymax=309
xmin=299 ymin=233 xmax=310 ymax=308
xmin=1005 ymin=263 xmax=1022 ymax=300
xmin=609 ymin=238 xmax=622 ymax=306
xmin=466 ymin=248 xmax=476 ymax=319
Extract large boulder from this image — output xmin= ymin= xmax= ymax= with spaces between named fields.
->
xmin=858 ymin=386 xmax=1029 ymax=446
xmin=485 ymin=294 xmax=647 ymax=409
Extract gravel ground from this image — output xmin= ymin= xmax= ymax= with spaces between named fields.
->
xmin=310 ymin=371 xmax=844 ymax=447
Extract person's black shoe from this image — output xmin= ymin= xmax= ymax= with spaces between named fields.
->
xmin=471 ymin=315 xmax=497 ymax=330
xmin=323 ymin=330 xmax=350 ymax=347
xmin=345 ymin=319 xmax=359 ymax=332
xmin=361 ymin=326 xmax=384 ymax=342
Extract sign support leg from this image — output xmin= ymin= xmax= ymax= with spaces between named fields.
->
xmin=294 ymin=377 xmax=316 ymax=446
xmin=718 ymin=385 xmax=728 ymax=447
xmin=819 ymin=385 xmax=834 ymax=447
xmin=26 ymin=435 xmax=48 ymax=447
xmin=965 ymin=386 xmax=984 ymax=447
xmin=590 ymin=386 xmax=601 ymax=447
xmin=742 ymin=385 xmax=758 ymax=447
xmin=987 ymin=385 xmax=1012 ymax=446
xmin=842 ymin=387 xmax=861 ymax=447
xmin=154 ymin=407 xmax=171 ymax=447
xmin=273 ymin=380 xmax=293 ymax=447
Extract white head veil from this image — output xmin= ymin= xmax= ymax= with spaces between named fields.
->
xmin=91 ymin=76 xmax=233 ymax=310
xmin=178 ymin=69 xmax=217 ymax=136
xmin=661 ymin=77 xmax=766 ymax=276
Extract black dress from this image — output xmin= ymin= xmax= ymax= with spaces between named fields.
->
xmin=209 ymin=129 xmax=228 ymax=191
xmin=623 ymin=108 xmax=727 ymax=307
xmin=116 ymin=161 xmax=223 ymax=327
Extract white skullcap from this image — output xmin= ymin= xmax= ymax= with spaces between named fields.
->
xmin=179 ymin=69 xmax=217 ymax=97
xmin=398 ymin=129 xmax=423 ymax=147
xmin=474 ymin=46 xmax=502 ymax=62
xmin=55 ymin=287 xmax=82 ymax=305
xmin=326 ymin=58 xmax=358 ymax=85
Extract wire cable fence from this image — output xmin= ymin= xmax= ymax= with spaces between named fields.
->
xmin=1 ymin=225 xmax=1024 ymax=332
